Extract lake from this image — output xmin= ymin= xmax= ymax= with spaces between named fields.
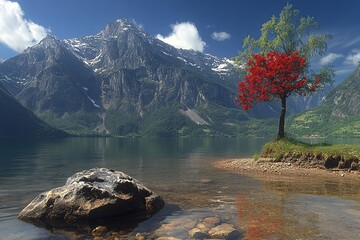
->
xmin=0 ymin=137 xmax=360 ymax=239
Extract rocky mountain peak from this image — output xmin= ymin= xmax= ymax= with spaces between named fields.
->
xmin=115 ymin=18 xmax=137 ymax=28
xmin=61 ymin=19 xmax=240 ymax=80
xmin=100 ymin=18 xmax=149 ymax=40
xmin=23 ymin=35 xmax=62 ymax=53
xmin=42 ymin=34 xmax=59 ymax=43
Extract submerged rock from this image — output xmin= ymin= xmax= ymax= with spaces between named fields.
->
xmin=202 ymin=216 xmax=221 ymax=228
xmin=19 ymin=168 xmax=164 ymax=226
xmin=188 ymin=227 xmax=209 ymax=239
xmin=195 ymin=222 xmax=210 ymax=232
xmin=208 ymin=223 xmax=240 ymax=239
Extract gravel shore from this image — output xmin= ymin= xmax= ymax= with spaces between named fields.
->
xmin=213 ymin=158 xmax=360 ymax=182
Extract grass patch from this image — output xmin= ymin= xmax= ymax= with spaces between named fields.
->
xmin=261 ymin=138 xmax=360 ymax=169
xmin=262 ymin=138 xmax=360 ymax=159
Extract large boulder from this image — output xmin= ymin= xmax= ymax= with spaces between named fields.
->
xmin=19 ymin=168 xmax=165 ymax=226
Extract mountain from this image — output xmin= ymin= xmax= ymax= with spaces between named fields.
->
xmin=64 ymin=20 xmax=323 ymax=118
xmin=0 ymin=19 xmax=249 ymax=136
xmin=0 ymin=35 xmax=102 ymax=134
xmin=0 ymin=19 xmax=327 ymax=137
xmin=0 ymin=82 xmax=66 ymax=137
xmin=64 ymin=20 xmax=239 ymax=85
xmin=288 ymin=64 xmax=360 ymax=137
xmin=63 ymin=19 xmax=240 ymax=111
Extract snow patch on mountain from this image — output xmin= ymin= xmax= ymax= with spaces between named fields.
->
xmin=84 ymin=50 xmax=103 ymax=66
xmin=87 ymin=96 xmax=100 ymax=108
xmin=161 ymin=50 xmax=172 ymax=57
xmin=177 ymin=56 xmax=187 ymax=62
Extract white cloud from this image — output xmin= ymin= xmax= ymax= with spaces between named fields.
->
xmin=319 ymin=53 xmax=343 ymax=65
xmin=211 ymin=31 xmax=231 ymax=41
xmin=345 ymin=50 xmax=360 ymax=66
xmin=156 ymin=22 xmax=206 ymax=52
xmin=0 ymin=0 xmax=49 ymax=52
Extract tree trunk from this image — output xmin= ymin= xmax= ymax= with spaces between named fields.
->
xmin=278 ymin=96 xmax=286 ymax=139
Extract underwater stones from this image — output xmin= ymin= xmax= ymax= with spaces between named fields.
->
xmin=202 ymin=216 xmax=221 ymax=228
xmin=208 ymin=223 xmax=240 ymax=239
xmin=188 ymin=227 xmax=209 ymax=239
xmin=187 ymin=216 xmax=240 ymax=240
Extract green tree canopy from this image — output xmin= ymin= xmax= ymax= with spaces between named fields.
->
xmin=235 ymin=3 xmax=334 ymax=89
xmin=235 ymin=3 xmax=335 ymax=139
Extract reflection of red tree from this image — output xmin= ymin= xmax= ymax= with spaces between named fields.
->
xmin=237 ymin=194 xmax=283 ymax=240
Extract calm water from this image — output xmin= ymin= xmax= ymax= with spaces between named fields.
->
xmin=0 ymin=137 xmax=359 ymax=239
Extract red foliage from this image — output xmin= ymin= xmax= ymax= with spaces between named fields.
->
xmin=236 ymin=51 xmax=320 ymax=110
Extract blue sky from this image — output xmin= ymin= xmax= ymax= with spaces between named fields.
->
xmin=1 ymin=0 xmax=360 ymax=82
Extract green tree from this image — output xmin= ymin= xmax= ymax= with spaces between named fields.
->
xmin=235 ymin=3 xmax=334 ymax=139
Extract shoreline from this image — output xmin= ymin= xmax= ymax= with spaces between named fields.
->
xmin=213 ymin=158 xmax=360 ymax=182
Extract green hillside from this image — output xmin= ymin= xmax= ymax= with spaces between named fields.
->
xmin=288 ymin=64 xmax=360 ymax=137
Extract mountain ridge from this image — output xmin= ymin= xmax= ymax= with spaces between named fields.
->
xmin=0 ymin=18 xmax=332 ymax=137
xmin=288 ymin=64 xmax=360 ymax=137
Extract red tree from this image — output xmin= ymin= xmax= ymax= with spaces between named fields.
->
xmin=236 ymin=51 xmax=321 ymax=138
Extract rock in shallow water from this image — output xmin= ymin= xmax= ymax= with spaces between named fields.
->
xmin=18 ymin=168 xmax=165 ymax=226
xmin=188 ymin=227 xmax=209 ymax=239
xmin=208 ymin=223 xmax=240 ymax=239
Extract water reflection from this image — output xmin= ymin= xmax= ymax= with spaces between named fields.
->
xmin=235 ymin=174 xmax=360 ymax=240
xmin=262 ymin=178 xmax=360 ymax=201
xmin=237 ymin=190 xmax=360 ymax=239
xmin=0 ymin=137 xmax=359 ymax=239
xmin=237 ymin=193 xmax=284 ymax=240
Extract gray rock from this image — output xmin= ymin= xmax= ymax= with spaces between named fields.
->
xmin=188 ymin=227 xmax=209 ymax=239
xmin=155 ymin=217 xmax=198 ymax=236
xmin=208 ymin=223 xmax=240 ymax=239
xmin=196 ymin=222 xmax=210 ymax=232
xmin=350 ymin=161 xmax=359 ymax=170
xmin=19 ymin=168 xmax=164 ymax=226
xmin=202 ymin=216 xmax=221 ymax=228
xmin=338 ymin=160 xmax=346 ymax=169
